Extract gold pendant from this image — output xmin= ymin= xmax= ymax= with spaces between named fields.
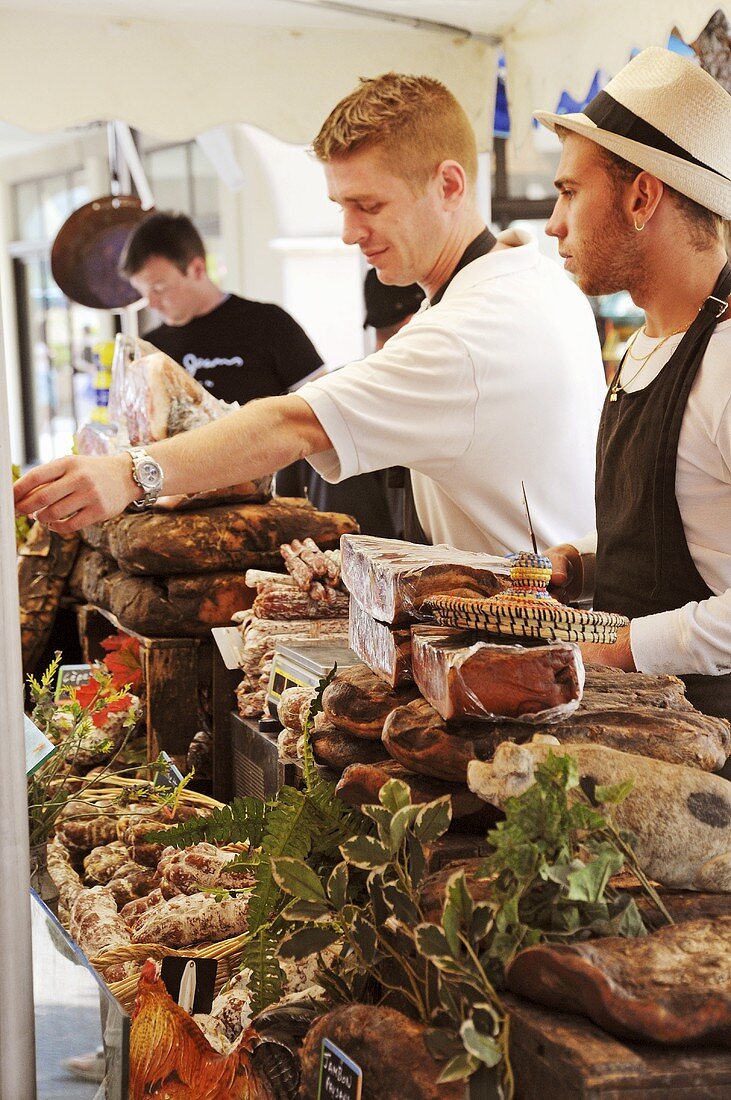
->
xmin=609 ymin=390 xmax=619 ymax=402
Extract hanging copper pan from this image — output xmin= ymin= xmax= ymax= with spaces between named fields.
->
xmin=51 ymin=193 xmax=152 ymax=310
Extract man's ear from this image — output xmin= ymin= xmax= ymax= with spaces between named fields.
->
xmin=187 ymin=255 xmax=208 ymax=280
xmin=438 ymin=160 xmax=467 ymax=207
xmin=628 ymin=171 xmax=664 ymax=228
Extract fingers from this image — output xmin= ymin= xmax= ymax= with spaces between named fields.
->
xmin=45 ymin=506 xmax=101 ymax=535
xmin=13 ymin=457 xmax=74 ymax=514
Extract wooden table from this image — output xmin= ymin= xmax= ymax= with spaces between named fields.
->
xmin=506 ymin=994 xmax=731 ymax=1099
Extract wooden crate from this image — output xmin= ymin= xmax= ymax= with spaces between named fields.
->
xmin=506 ymin=995 xmax=731 ymax=1099
xmin=77 ymin=604 xmax=240 ymax=788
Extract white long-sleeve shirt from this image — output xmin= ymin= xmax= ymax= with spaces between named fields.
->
xmin=576 ymin=316 xmax=731 ymax=675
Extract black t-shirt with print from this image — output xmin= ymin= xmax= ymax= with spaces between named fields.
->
xmin=144 ymin=293 xmax=323 ymax=404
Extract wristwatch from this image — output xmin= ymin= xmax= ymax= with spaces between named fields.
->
xmin=126 ymin=447 xmax=164 ymax=509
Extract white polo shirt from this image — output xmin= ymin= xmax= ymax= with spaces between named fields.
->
xmin=299 ymin=228 xmax=605 ymax=555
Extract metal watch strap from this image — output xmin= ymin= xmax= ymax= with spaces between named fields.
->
xmin=127 ymin=446 xmax=162 ymax=510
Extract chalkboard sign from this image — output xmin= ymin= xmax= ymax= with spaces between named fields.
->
xmin=318 ymin=1039 xmax=362 ymax=1100
xmin=153 ymin=750 xmax=185 ymax=790
xmin=55 ymin=663 xmax=93 ymax=698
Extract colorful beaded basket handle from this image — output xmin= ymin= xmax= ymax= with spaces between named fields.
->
xmin=425 ymin=551 xmax=628 ymax=644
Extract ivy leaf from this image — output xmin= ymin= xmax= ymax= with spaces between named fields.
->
xmin=271 ymin=856 xmax=327 ymax=902
xmin=459 ymin=1019 xmax=502 ymax=1068
xmin=565 ymin=847 xmax=624 ymax=903
xmin=351 ymin=913 xmax=377 ymax=966
xmin=406 ymin=831 xmax=426 ymax=889
xmin=278 ymin=924 xmax=341 ymax=960
xmin=413 ymin=796 xmax=452 ymax=843
xmin=281 ymin=898 xmax=331 ymax=922
xmin=389 ymin=803 xmax=420 ymax=851
xmin=415 ymin=922 xmax=456 ymax=964
xmin=327 ymin=861 xmax=349 ymax=910
xmin=595 ymin=779 xmax=634 ymax=805
xmin=381 ymin=881 xmax=419 ymax=926
xmin=424 ymin=1027 xmax=463 ymax=1061
xmin=442 ymin=871 xmax=475 ymax=954
xmin=436 ymin=1051 xmax=479 ymax=1083
xmin=339 ymin=835 xmax=391 ymax=871
xmin=378 ymin=778 xmax=412 ymax=813
xmin=471 ymin=902 xmax=495 ymax=943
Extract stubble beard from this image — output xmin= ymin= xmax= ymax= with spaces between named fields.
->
xmin=574 ymin=214 xmax=644 ymax=299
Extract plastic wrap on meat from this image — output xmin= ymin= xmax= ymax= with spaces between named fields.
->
xmin=411 ymin=626 xmax=584 ymax=722
xmin=340 ymin=534 xmax=509 ymax=625
xmin=349 ymin=596 xmax=412 ymax=687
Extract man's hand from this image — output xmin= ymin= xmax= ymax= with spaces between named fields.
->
xmin=13 ymin=453 xmax=139 ymax=534
xmin=545 ymin=543 xmax=586 ymax=603
xmin=580 ymin=625 xmax=636 ymax=671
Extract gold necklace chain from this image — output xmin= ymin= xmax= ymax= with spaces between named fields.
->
xmin=609 ymin=324 xmax=688 ymax=402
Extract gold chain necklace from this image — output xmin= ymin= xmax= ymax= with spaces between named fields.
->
xmin=609 ymin=325 xmax=687 ymax=402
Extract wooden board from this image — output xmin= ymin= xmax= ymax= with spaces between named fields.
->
xmin=506 ymin=995 xmax=731 ymax=1099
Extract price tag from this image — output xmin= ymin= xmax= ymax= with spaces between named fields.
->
xmin=24 ymin=714 xmax=56 ymax=777
xmin=55 ymin=663 xmax=93 ymax=699
xmin=153 ymin=750 xmax=185 ymax=790
xmin=317 ymin=1039 xmax=362 ymax=1100
xmin=211 ymin=626 xmax=246 ymax=670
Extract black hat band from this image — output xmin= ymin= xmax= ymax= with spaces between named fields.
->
xmin=583 ymin=89 xmax=729 ymax=181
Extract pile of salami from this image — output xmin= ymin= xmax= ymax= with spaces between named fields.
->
xmin=235 ymin=539 xmax=351 ymax=719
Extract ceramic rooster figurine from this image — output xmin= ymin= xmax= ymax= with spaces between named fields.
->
xmin=130 ymin=960 xmax=275 ymax=1099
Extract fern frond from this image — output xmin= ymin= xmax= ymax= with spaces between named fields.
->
xmin=247 ymin=787 xmax=318 ymax=933
xmin=239 ymin=926 xmax=285 ymax=1016
xmin=144 ymin=797 xmax=267 ymax=848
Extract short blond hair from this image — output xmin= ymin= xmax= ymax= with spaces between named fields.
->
xmin=312 ymin=72 xmax=478 ymax=190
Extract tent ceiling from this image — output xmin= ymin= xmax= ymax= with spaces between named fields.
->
xmin=0 ymin=1 xmax=723 ymax=148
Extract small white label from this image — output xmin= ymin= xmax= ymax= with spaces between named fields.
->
xmin=211 ymin=626 xmax=247 ymax=670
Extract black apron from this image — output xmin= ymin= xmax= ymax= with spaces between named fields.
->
xmin=400 ymin=227 xmax=497 ymax=543
xmin=594 ymin=261 xmax=731 ymax=721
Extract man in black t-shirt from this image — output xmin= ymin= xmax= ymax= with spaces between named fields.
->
xmin=119 ymin=211 xmax=322 ymax=492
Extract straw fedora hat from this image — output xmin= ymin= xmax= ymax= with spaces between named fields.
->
xmin=534 ymin=47 xmax=731 ymax=220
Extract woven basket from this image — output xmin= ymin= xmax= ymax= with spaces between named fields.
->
xmin=425 ymin=594 xmax=628 ymax=644
xmin=60 ymin=775 xmax=249 ymax=1011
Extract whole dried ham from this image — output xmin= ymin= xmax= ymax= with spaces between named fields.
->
xmin=83 ymin=499 xmax=358 ymax=576
xmin=583 ymin=665 xmax=693 ymax=709
xmin=312 ymin=721 xmax=390 ymax=772
xmin=382 ymin=697 xmax=508 ymax=783
xmin=468 ymin=740 xmax=731 ymax=891
xmin=549 ymin=706 xmax=731 ymax=772
xmin=300 ymin=1005 xmax=464 ymax=1100
xmin=505 ymin=916 xmax=731 ymax=1047
xmin=321 ymin=662 xmax=420 ymax=739
xmin=411 ymin=627 xmax=583 ymax=722
xmin=18 ymin=523 xmax=80 ymax=674
xmin=340 ymin=534 xmax=509 ymax=625
xmin=157 ymin=843 xmax=254 ymax=898
xmin=337 ymin=759 xmax=489 ymax=819
xmin=130 ymin=891 xmax=249 ymax=946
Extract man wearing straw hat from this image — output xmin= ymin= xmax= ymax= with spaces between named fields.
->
xmin=14 ymin=73 xmax=604 ymax=558
xmin=539 ymin=47 xmax=731 ymax=726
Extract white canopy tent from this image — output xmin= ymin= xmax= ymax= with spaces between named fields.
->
xmin=0 ymin=2 xmax=724 ymax=1095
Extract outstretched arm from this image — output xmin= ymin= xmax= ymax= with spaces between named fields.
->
xmin=13 ymin=394 xmax=331 ymax=534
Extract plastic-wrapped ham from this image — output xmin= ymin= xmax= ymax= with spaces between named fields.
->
xmin=117 ymin=347 xmax=272 ymax=505
xmin=340 ymin=534 xmax=510 ymax=625
xmin=411 ymin=626 xmax=584 ymax=723
xmin=349 ymin=596 xmax=412 ymax=687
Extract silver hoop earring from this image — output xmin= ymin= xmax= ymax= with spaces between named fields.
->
xmin=634 ymin=219 xmax=645 ymax=232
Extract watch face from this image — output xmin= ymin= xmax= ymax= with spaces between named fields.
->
xmin=137 ymin=458 xmax=163 ymax=492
